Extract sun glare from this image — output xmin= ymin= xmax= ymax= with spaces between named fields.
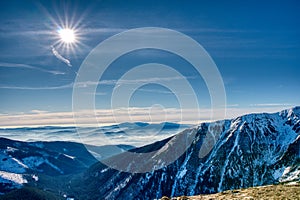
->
xmin=58 ymin=28 xmax=75 ymax=43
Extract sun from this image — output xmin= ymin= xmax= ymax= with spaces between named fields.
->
xmin=53 ymin=26 xmax=82 ymax=55
xmin=58 ymin=28 xmax=76 ymax=44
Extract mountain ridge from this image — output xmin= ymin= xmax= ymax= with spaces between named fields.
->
xmin=68 ymin=106 xmax=300 ymax=199
xmin=0 ymin=107 xmax=299 ymax=199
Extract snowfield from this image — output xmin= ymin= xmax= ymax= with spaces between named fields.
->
xmin=0 ymin=171 xmax=27 ymax=185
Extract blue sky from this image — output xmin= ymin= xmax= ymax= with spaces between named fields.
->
xmin=0 ymin=0 xmax=299 ymax=127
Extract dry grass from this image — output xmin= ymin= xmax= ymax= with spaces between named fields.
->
xmin=167 ymin=182 xmax=300 ymax=200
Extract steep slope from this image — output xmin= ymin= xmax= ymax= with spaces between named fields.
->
xmin=0 ymin=138 xmax=98 ymax=193
xmin=0 ymin=138 xmax=98 ymax=176
xmin=70 ymin=107 xmax=300 ymax=199
xmin=0 ymin=122 xmax=187 ymax=195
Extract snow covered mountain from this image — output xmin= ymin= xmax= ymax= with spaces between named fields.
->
xmin=1 ymin=108 xmax=299 ymax=199
xmin=69 ymin=107 xmax=300 ymax=199
xmin=0 ymin=138 xmax=98 ymax=193
xmin=0 ymin=122 xmax=187 ymax=195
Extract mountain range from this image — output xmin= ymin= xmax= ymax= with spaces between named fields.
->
xmin=0 ymin=107 xmax=299 ymax=199
xmin=0 ymin=122 xmax=188 ymax=148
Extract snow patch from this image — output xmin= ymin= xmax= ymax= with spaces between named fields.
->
xmin=101 ymin=168 xmax=109 ymax=173
xmin=0 ymin=153 xmax=26 ymax=173
xmin=32 ymin=174 xmax=39 ymax=181
xmin=0 ymin=171 xmax=27 ymax=185
xmin=6 ymin=146 xmax=18 ymax=152
xmin=12 ymin=158 xmax=28 ymax=169
xmin=280 ymin=166 xmax=300 ymax=182
xmin=113 ymin=176 xmax=132 ymax=192
xmin=63 ymin=154 xmax=75 ymax=160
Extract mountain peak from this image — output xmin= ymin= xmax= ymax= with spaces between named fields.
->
xmin=279 ymin=106 xmax=300 ymax=119
xmin=67 ymin=106 xmax=300 ymax=199
xmin=290 ymin=106 xmax=300 ymax=115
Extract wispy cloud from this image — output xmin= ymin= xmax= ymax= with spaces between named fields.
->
xmin=74 ymin=76 xmax=196 ymax=88
xmin=29 ymin=110 xmax=49 ymax=114
xmin=136 ymin=88 xmax=174 ymax=94
xmin=0 ymin=75 xmax=194 ymax=91
xmin=81 ymin=27 xmax=127 ymax=35
xmin=0 ymin=83 xmax=73 ymax=90
xmin=51 ymin=46 xmax=72 ymax=67
xmin=0 ymin=62 xmax=65 ymax=75
xmin=250 ymin=103 xmax=293 ymax=107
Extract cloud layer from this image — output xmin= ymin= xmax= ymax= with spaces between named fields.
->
xmin=0 ymin=105 xmax=294 ymax=128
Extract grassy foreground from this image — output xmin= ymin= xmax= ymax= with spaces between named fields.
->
xmin=162 ymin=182 xmax=300 ymax=200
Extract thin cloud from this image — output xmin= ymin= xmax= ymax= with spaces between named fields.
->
xmin=250 ymin=103 xmax=293 ymax=107
xmin=51 ymin=46 xmax=72 ymax=67
xmin=226 ymin=104 xmax=239 ymax=107
xmin=30 ymin=110 xmax=48 ymax=114
xmin=0 ymin=83 xmax=73 ymax=90
xmin=0 ymin=106 xmax=296 ymax=128
xmin=136 ymin=88 xmax=174 ymax=94
xmin=0 ymin=107 xmax=201 ymax=128
xmin=82 ymin=27 xmax=126 ymax=34
xmin=0 ymin=76 xmax=194 ymax=91
xmin=74 ymin=76 xmax=196 ymax=88
xmin=0 ymin=62 xmax=65 ymax=75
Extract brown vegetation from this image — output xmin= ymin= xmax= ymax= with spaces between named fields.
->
xmin=166 ymin=182 xmax=300 ymax=200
